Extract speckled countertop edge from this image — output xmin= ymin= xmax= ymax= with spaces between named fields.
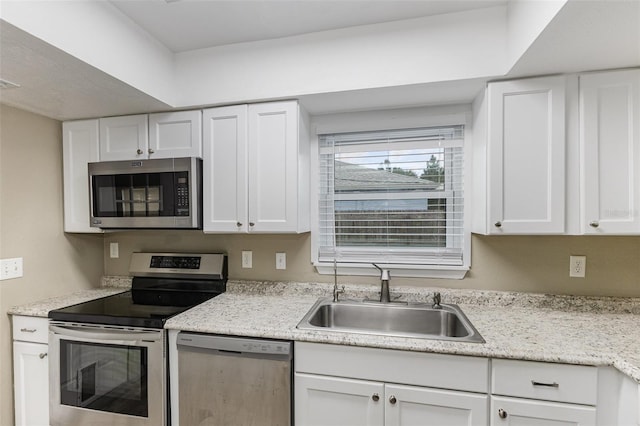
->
xmin=8 ymin=277 xmax=640 ymax=383
xmin=167 ymin=279 xmax=640 ymax=383
xmin=7 ymin=287 xmax=127 ymax=317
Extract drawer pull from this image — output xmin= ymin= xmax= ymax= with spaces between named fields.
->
xmin=20 ymin=328 xmax=37 ymax=333
xmin=531 ymin=380 xmax=559 ymax=388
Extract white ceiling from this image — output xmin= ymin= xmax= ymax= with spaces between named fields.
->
xmin=110 ymin=0 xmax=505 ymax=53
xmin=0 ymin=0 xmax=638 ymax=121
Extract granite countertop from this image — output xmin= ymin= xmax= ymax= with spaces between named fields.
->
xmin=8 ymin=278 xmax=640 ymax=383
xmin=165 ymin=280 xmax=640 ymax=384
xmin=7 ymin=287 xmax=127 ymax=317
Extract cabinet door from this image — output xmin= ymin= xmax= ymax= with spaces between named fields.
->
xmin=202 ymin=105 xmax=248 ymax=233
xmin=491 ymin=396 xmax=595 ymax=426
xmin=62 ymin=120 xmax=102 ymax=233
xmin=148 ymin=110 xmax=202 ymax=158
xmin=386 ymin=384 xmax=488 ymax=426
xmin=487 ymin=76 xmax=566 ymax=234
xmin=13 ymin=341 xmax=49 ymax=426
xmin=295 ymin=373 xmax=384 ymax=426
xmin=247 ymin=101 xmax=299 ymax=232
xmin=99 ymin=114 xmax=148 ymax=161
xmin=580 ymin=69 xmax=640 ymax=234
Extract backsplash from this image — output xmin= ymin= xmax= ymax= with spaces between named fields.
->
xmin=103 ymin=231 xmax=640 ymax=298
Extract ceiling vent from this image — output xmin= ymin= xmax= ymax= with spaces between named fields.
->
xmin=0 ymin=79 xmax=21 ymax=90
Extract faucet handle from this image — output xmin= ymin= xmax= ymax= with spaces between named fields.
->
xmin=372 ymin=263 xmax=390 ymax=280
xmin=432 ymin=292 xmax=442 ymax=309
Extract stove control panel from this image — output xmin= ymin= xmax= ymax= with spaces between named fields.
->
xmin=130 ymin=252 xmax=227 ymax=279
xmin=150 ymin=255 xmax=201 ymax=269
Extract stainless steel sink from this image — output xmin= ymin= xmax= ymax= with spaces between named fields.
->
xmin=297 ymin=298 xmax=484 ymax=343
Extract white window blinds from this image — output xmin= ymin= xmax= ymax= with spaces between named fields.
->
xmin=318 ymin=125 xmax=465 ymax=266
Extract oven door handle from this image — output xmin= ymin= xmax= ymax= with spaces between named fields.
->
xmin=50 ymin=324 xmax=161 ymax=344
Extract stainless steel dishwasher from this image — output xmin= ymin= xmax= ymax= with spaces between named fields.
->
xmin=176 ymin=332 xmax=292 ymax=426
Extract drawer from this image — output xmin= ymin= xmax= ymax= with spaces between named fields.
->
xmin=12 ymin=316 xmax=49 ymax=344
xmin=492 ymin=359 xmax=598 ymax=405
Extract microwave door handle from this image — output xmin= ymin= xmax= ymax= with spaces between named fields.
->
xmin=49 ymin=324 xmax=161 ymax=344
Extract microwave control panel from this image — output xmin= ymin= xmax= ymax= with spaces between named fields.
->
xmin=175 ymin=173 xmax=189 ymax=216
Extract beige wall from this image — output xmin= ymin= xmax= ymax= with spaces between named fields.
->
xmin=104 ymin=231 xmax=640 ymax=298
xmin=0 ymin=105 xmax=104 ymax=426
xmin=1 ymin=104 xmax=639 ymax=426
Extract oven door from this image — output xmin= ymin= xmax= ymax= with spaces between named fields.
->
xmin=49 ymin=322 xmax=166 ymax=426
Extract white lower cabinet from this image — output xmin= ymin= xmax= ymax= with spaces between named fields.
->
xmin=295 ymin=342 xmax=489 ymax=426
xmin=295 ymin=374 xmax=384 ymax=426
xmin=295 ymin=373 xmax=488 ymax=426
xmin=385 ymin=383 xmax=488 ymax=426
xmin=491 ymin=396 xmax=596 ymax=426
xmin=12 ymin=316 xmax=50 ymax=426
xmin=491 ymin=359 xmax=597 ymax=426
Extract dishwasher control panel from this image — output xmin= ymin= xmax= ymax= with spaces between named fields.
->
xmin=177 ymin=332 xmax=292 ymax=357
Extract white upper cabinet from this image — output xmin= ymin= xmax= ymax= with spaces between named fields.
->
xmin=62 ymin=119 xmax=102 ymax=233
xmin=202 ymin=105 xmax=249 ymax=233
xmin=202 ymin=100 xmax=310 ymax=233
xmin=486 ymin=76 xmax=566 ymax=234
xmin=99 ymin=112 xmax=202 ymax=161
xmin=580 ymin=69 xmax=640 ymax=234
xmin=148 ymin=110 xmax=202 ymax=158
xmin=247 ymin=101 xmax=309 ymax=233
xmin=99 ymin=114 xmax=149 ymax=161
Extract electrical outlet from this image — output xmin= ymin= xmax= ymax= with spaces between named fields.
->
xmin=242 ymin=251 xmax=253 ymax=269
xmin=570 ymin=255 xmax=586 ymax=278
xmin=0 ymin=257 xmax=23 ymax=280
xmin=276 ymin=253 xmax=286 ymax=270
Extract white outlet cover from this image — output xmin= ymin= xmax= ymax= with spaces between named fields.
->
xmin=242 ymin=251 xmax=253 ymax=268
xmin=276 ymin=253 xmax=286 ymax=270
xmin=569 ymin=255 xmax=586 ymax=278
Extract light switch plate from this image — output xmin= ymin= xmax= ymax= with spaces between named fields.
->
xmin=110 ymin=242 xmax=119 ymax=258
xmin=0 ymin=257 xmax=23 ymax=280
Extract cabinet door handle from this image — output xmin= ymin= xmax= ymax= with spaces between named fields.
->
xmin=531 ymin=380 xmax=559 ymax=388
xmin=136 ymin=149 xmax=144 ymax=155
xmin=236 ymin=222 xmax=243 ymax=227
xmin=249 ymin=222 xmax=255 ymax=227
xmin=39 ymin=353 xmax=48 ymax=359
xmin=148 ymin=149 xmax=154 ymax=154
xmin=494 ymin=221 xmax=502 ymax=228
xmin=20 ymin=328 xmax=37 ymax=333
xmin=589 ymin=221 xmax=599 ymax=228
xmin=371 ymin=393 xmax=379 ymax=402
xmin=498 ymin=408 xmax=507 ymax=419
xmin=389 ymin=395 xmax=397 ymax=405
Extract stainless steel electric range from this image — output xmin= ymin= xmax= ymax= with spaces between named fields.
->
xmin=48 ymin=252 xmax=227 ymax=426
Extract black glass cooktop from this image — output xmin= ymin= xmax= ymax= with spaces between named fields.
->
xmin=49 ymin=278 xmax=226 ymax=329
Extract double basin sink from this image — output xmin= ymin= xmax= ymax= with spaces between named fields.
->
xmin=297 ymin=297 xmax=484 ymax=343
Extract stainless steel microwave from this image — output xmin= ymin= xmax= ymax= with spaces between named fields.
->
xmin=88 ymin=157 xmax=202 ymax=229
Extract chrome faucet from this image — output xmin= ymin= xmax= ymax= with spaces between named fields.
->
xmin=333 ymin=259 xmax=345 ymax=302
xmin=372 ymin=263 xmax=391 ymax=303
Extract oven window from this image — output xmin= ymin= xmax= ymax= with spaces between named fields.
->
xmin=58 ymin=340 xmax=148 ymax=417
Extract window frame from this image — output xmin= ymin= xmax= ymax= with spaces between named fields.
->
xmin=310 ymin=105 xmax=473 ymax=279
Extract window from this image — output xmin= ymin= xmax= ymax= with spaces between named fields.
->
xmin=316 ymin=125 xmax=466 ymax=275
